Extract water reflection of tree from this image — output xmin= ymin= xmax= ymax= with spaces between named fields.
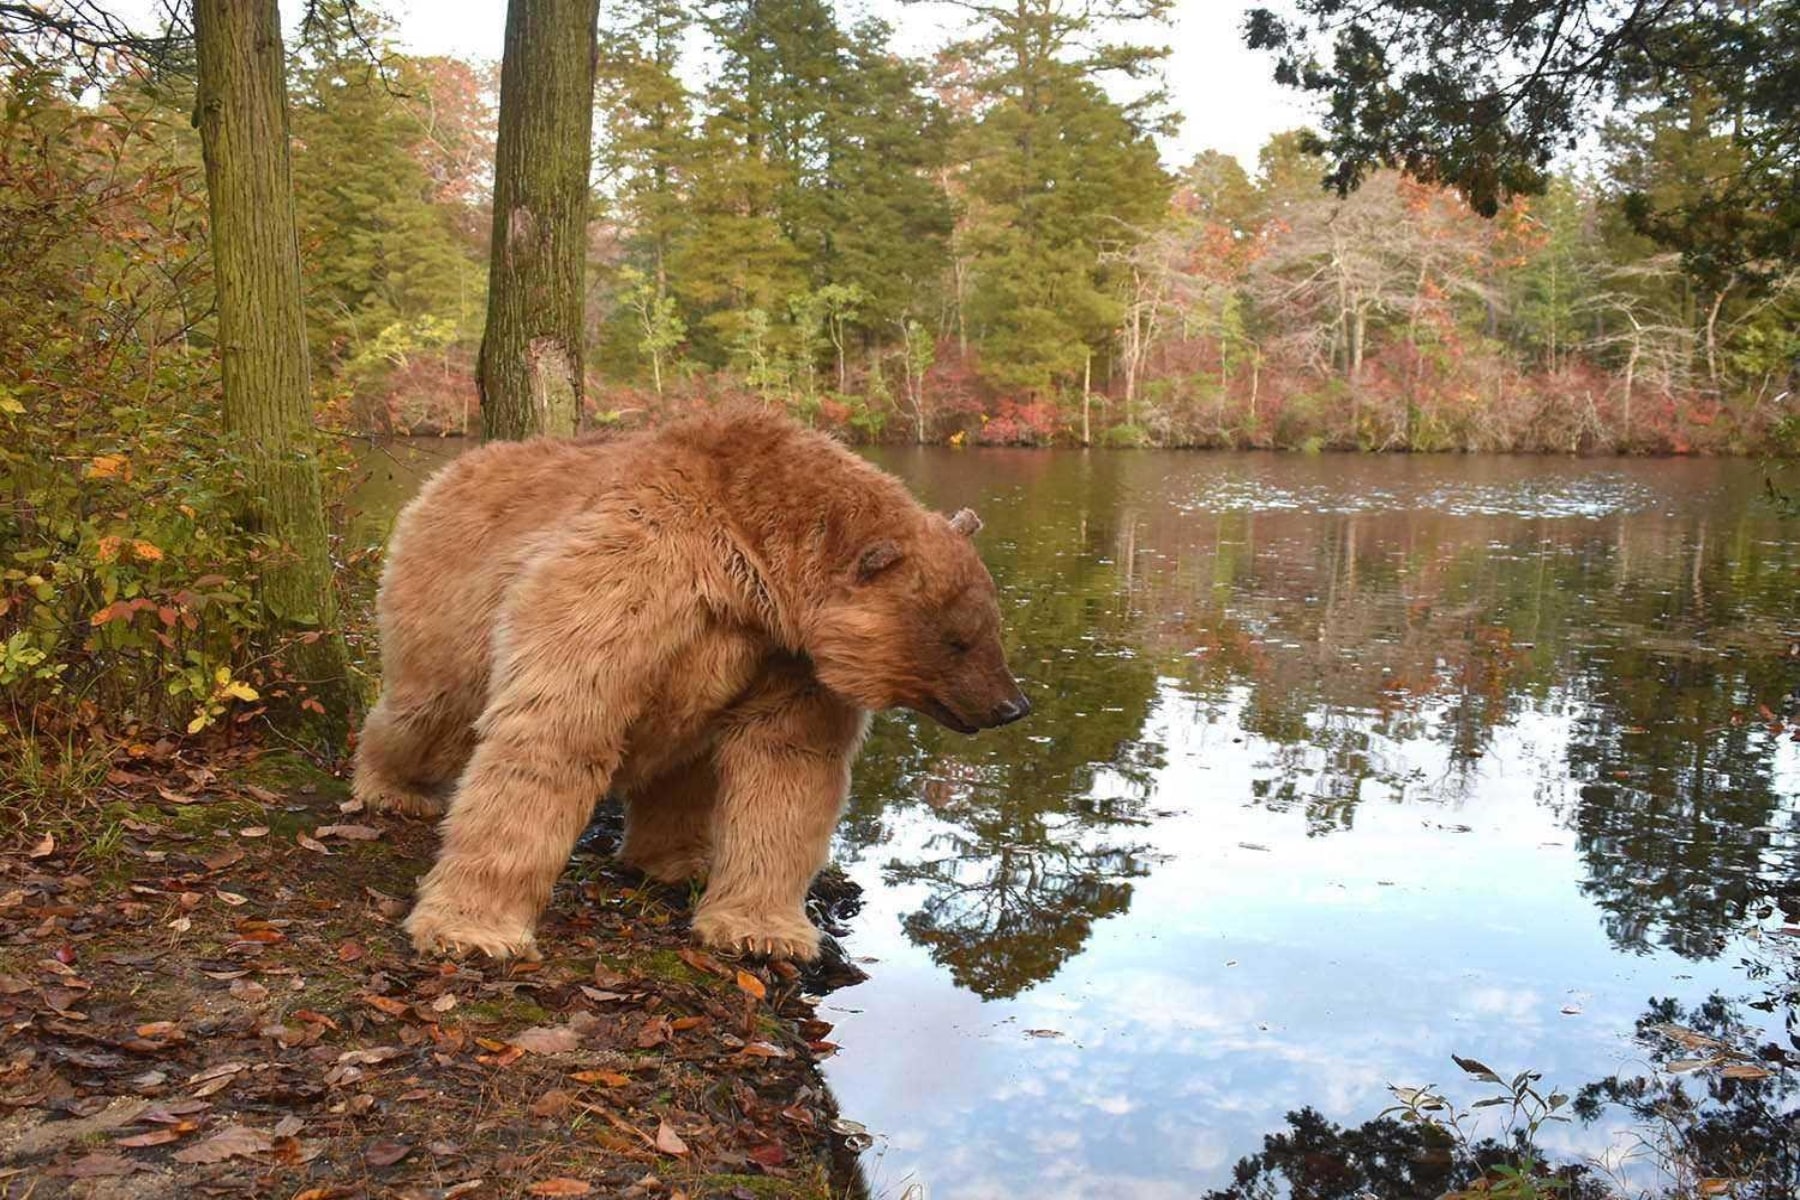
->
xmin=1562 ymin=603 xmax=1799 ymax=959
xmin=845 ymin=449 xmax=1799 ymax=995
xmin=1208 ymin=991 xmax=1797 ymax=1200
xmin=838 ymin=452 xmax=1165 ymax=999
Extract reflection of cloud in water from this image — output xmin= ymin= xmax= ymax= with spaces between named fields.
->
xmin=829 ymin=448 xmax=1798 ymax=1198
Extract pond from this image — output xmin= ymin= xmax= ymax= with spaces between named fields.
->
xmin=349 ymin=440 xmax=1800 ymax=1199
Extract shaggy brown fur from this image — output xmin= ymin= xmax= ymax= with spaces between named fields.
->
xmin=355 ymin=409 xmax=1028 ymax=961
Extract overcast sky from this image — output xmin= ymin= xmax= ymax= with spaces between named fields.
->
xmin=384 ymin=0 xmax=1317 ymax=170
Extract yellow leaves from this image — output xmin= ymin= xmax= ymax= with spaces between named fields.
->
xmin=0 ymin=388 xmax=23 ymax=415
xmin=187 ymin=668 xmax=260 ymax=734
xmin=88 ymin=454 xmax=128 ymax=480
xmin=96 ymin=535 xmax=162 ymax=564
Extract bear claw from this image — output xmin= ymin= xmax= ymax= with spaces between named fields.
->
xmin=405 ymin=905 xmax=540 ymax=962
xmin=353 ymin=771 xmax=446 ymax=819
xmin=691 ymin=909 xmax=821 ymax=962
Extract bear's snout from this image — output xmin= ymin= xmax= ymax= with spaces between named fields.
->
xmin=988 ymin=694 xmax=1031 ymax=727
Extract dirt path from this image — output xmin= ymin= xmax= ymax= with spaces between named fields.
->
xmin=0 ymin=759 xmax=864 ymax=1199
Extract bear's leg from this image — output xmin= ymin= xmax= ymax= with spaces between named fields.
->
xmin=620 ymin=755 xmax=716 ymax=884
xmin=692 ymin=671 xmax=868 ymax=961
xmin=404 ymin=534 xmax=689 ymax=960
xmin=353 ymin=689 xmax=477 ymax=818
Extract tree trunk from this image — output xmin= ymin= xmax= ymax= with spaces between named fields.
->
xmin=479 ymin=0 xmax=601 ymax=441
xmin=193 ymin=0 xmax=352 ymax=740
xmin=1081 ymin=348 xmax=1092 ymax=446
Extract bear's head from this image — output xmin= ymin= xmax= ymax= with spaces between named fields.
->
xmin=807 ymin=507 xmax=1030 ymax=734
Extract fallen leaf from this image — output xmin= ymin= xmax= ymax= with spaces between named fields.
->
xmin=530 ymin=1089 xmax=575 ymax=1118
xmin=315 ymin=824 xmax=381 ymax=841
xmin=29 ymin=832 xmax=55 ymax=859
xmin=654 ymin=1121 xmax=688 ymax=1156
xmin=229 ymin=978 xmax=269 ymax=1002
xmin=338 ymin=1046 xmax=406 ymax=1065
xmin=297 ymin=834 xmax=331 ymax=855
xmin=735 ymin=969 xmax=767 ymax=1001
xmin=431 ymin=992 xmax=458 ymax=1012
xmin=172 ymin=1124 xmax=273 ymax=1164
xmin=214 ymin=890 xmax=249 ymax=907
xmin=1666 ymin=1057 xmax=1721 ymax=1074
xmin=570 ymin=1070 xmax=631 ymax=1088
xmin=526 ymin=1181 xmax=593 ymax=1197
xmin=337 ymin=940 xmax=365 ymax=963
xmin=1721 ymin=1063 xmax=1773 ymax=1080
xmin=363 ymin=993 xmax=410 ymax=1018
xmin=115 ymin=1124 xmax=193 ymax=1148
xmin=677 ymin=947 xmax=730 ymax=977
xmin=365 ymin=1139 xmax=412 ymax=1167
xmin=238 ymin=826 xmax=270 ymax=838
xmin=475 ymin=1044 xmax=525 ymax=1068
xmin=202 ymin=845 xmax=244 ymax=871
xmin=63 ymin=1152 xmax=146 ymax=1178
xmin=746 ymin=1141 xmax=788 ymax=1168
xmin=511 ymin=1025 xmax=582 ymax=1054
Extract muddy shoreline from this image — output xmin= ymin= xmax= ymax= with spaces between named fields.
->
xmin=0 ymin=756 xmax=870 ymax=1199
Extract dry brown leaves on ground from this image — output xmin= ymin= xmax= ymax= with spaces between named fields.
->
xmin=0 ymin=762 xmax=859 ymax=1199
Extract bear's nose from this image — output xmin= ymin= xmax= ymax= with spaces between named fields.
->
xmin=991 ymin=695 xmax=1031 ymax=726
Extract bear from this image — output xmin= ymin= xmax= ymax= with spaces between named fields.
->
xmin=353 ymin=407 xmax=1030 ymax=962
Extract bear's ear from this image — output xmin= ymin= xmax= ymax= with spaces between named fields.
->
xmin=948 ymin=508 xmax=983 ymax=537
xmin=854 ymin=539 xmax=904 ymax=584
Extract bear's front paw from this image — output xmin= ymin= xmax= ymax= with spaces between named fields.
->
xmin=691 ymin=907 xmax=821 ymax=962
xmin=405 ymin=899 xmax=541 ymax=961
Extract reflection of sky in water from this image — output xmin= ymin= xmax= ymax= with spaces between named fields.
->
xmin=823 ymin=449 xmax=1800 ymax=1200
xmin=833 ymin=694 xmax=1794 ymax=1199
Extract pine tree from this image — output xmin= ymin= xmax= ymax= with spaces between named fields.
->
xmin=288 ymin=15 xmax=482 ymax=373
xmin=931 ymin=0 xmax=1173 ymax=395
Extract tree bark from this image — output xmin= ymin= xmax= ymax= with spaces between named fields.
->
xmin=479 ymin=0 xmax=601 ymax=441
xmin=193 ymin=0 xmax=352 ymax=741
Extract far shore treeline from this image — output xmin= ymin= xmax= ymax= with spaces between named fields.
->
xmin=3 ymin=0 xmax=1798 ymax=758
xmin=8 ymin=0 xmax=1798 ymax=458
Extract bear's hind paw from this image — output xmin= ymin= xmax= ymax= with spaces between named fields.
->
xmin=353 ymin=771 xmax=446 ymax=819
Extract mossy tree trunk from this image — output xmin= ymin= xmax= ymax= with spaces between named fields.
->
xmin=479 ymin=0 xmax=601 ymax=441
xmin=194 ymin=0 xmax=353 ymax=743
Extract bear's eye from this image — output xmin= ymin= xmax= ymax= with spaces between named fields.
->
xmin=944 ymin=634 xmax=971 ymax=655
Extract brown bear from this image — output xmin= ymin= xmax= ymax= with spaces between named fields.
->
xmin=353 ymin=408 xmax=1029 ymax=962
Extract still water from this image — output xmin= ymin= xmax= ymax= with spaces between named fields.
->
xmin=350 ymin=443 xmax=1800 ymax=1198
